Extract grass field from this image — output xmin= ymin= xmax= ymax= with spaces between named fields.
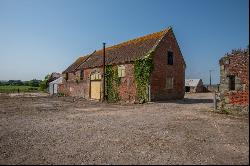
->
xmin=0 ymin=85 xmax=39 ymax=93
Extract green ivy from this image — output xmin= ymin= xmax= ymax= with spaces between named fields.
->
xmin=134 ymin=50 xmax=154 ymax=103
xmin=105 ymin=65 xmax=121 ymax=102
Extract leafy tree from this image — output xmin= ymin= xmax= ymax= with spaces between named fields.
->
xmin=28 ymin=79 xmax=41 ymax=87
xmin=39 ymin=74 xmax=51 ymax=91
xmin=8 ymin=80 xmax=23 ymax=86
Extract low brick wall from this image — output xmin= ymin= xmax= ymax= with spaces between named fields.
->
xmin=224 ymin=91 xmax=249 ymax=106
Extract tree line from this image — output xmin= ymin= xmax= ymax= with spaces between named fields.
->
xmin=0 ymin=79 xmax=42 ymax=87
xmin=0 ymin=73 xmax=60 ymax=91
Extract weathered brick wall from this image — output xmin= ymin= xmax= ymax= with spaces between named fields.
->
xmin=219 ymin=51 xmax=249 ymax=106
xmin=58 ymin=84 xmax=64 ymax=94
xmin=59 ymin=64 xmax=136 ymax=101
xmin=224 ymin=91 xmax=248 ymax=106
xmin=118 ymin=64 xmax=136 ymax=102
xmin=150 ymin=29 xmax=185 ymax=100
xmin=60 ymin=69 xmax=93 ymax=98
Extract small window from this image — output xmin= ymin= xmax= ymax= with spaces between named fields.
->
xmin=65 ymin=73 xmax=68 ymax=81
xmin=97 ymin=73 xmax=101 ymax=80
xmin=228 ymin=75 xmax=235 ymax=90
xmin=224 ymin=59 xmax=230 ymax=65
xmin=90 ymin=72 xmax=101 ymax=80
xmin=90 ymin=74 xmax=95 ymax=80
xmin=166 ymin=77 xmax=174 ymax=89
xmin=167 ymin=51 xmax=173 ymax=65
xmin=80 ymin=70 xmax=84 ymax=80
xmin=118 ymin=65 xmax=126 ymax=77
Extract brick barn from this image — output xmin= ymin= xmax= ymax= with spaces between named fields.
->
xmin=219 ymin=48 xmax=249 ymax=106
xmin=59 ymin=27 xmax=186 ymax=102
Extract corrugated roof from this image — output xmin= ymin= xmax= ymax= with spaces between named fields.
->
xmin=76 ymin=27 xmax=170 ymax=69
xmin=49 ymin=77 xmax=63 ymax=85
xmin=185 ymin=79 xmax=203 ymax=87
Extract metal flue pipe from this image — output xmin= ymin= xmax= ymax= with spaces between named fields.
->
xmin=102 ymin=42 xmax=106 ymax=102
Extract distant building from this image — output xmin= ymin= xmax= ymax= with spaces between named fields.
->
xmin=48 ymin=72 xmax=61 ymax=83
xmin=49 ymin=77 xmax=63 ymax=95
xmin=219 ymin=48 xmax=249 ymax=106
xmin=185 ymin=79 xmax=204 ymax=93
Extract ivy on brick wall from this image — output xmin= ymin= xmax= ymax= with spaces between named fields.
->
xmin=134 ymin=50 xmax=155 ymax=103
xmin=105 ymin=65 xmax=121 ymax=102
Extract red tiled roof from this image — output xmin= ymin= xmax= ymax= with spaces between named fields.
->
xmin=62 ymin=55 xmax=89 ymax=74
xmin=77 ymin=27 xmax=171 ymax=69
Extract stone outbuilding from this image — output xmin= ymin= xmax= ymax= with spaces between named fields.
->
xmin=219 ymin=48 xmax=249 ymax=106
xmin=59 ymin=27 xmax=186 ymax=102
xmin=185 ymin=79 xmax=204 ymax=93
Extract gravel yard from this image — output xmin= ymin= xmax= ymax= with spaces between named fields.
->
xmin=0 ymin=93 xmax=248 ymax=165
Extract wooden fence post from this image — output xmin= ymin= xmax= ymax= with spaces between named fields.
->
xmin=213 ymin=92 xmax=217 ymax=110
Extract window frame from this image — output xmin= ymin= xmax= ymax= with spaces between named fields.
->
xmin=167 ymin=51 xmax=174 ymax=65
xmin=118 ymin=65 xmax=126 ymax=78
xmin=90 ymin=71 xmax=101 ymax=81
xmin=166 ymin=77 xmax=174 ymax=89
xmin=228 ymin=75 xmax=235 ymax=91
xmin=65 ymin=73 xmax=69 ymax=81
xmin=80 ymin=70 xmax=84 ymax=80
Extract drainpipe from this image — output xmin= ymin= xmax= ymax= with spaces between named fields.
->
xmin=102 ymin=42 xmax=106 ymax=102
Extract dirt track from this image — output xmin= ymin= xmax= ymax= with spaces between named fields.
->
xmin=0 ymin=93 xmax=249 ymax=165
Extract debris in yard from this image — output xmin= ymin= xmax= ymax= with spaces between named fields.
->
xmin=0 ymin=93 xmax=248 ymax=165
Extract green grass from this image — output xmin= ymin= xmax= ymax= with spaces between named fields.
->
xmin=0 ymin=85 xmax=40 ymax=93
xmin=218 ymin=108 xmax=231 ymax=115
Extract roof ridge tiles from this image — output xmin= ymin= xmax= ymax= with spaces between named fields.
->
xmin=94 ymin=27 xmax=171 ymax=54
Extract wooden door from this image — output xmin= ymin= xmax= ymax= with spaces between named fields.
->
xmin=90 ymin=81 xmax=101 ymax=100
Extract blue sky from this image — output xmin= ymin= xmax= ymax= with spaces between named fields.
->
xmin=0 ymin=0 xmax=249 ymax=84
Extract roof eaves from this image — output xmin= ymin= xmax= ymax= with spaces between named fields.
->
xmin=74 ymin=50 xmax=96 ymax=71
xmin=145 ymin=27 xmax=171 ymax=61
xmin=133 ymin=27 xmax=171 ymax=61
xmin=169 ymin=27 xmax=186 ymax=68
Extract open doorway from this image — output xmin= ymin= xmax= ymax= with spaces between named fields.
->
xmin=185 ymin=86 xmax=190 ymax=92
xmin=228 ymin=75 xmax=235 ymax=91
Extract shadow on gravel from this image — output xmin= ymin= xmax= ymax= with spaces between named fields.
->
xmin=155 ymin=98 xmax=213 ymax=104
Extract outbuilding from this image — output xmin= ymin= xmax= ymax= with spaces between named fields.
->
xmin=185 ymin=79 xmax=204 ymax=93
xmin=49 ymin=77 xmax=63 ymax=95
